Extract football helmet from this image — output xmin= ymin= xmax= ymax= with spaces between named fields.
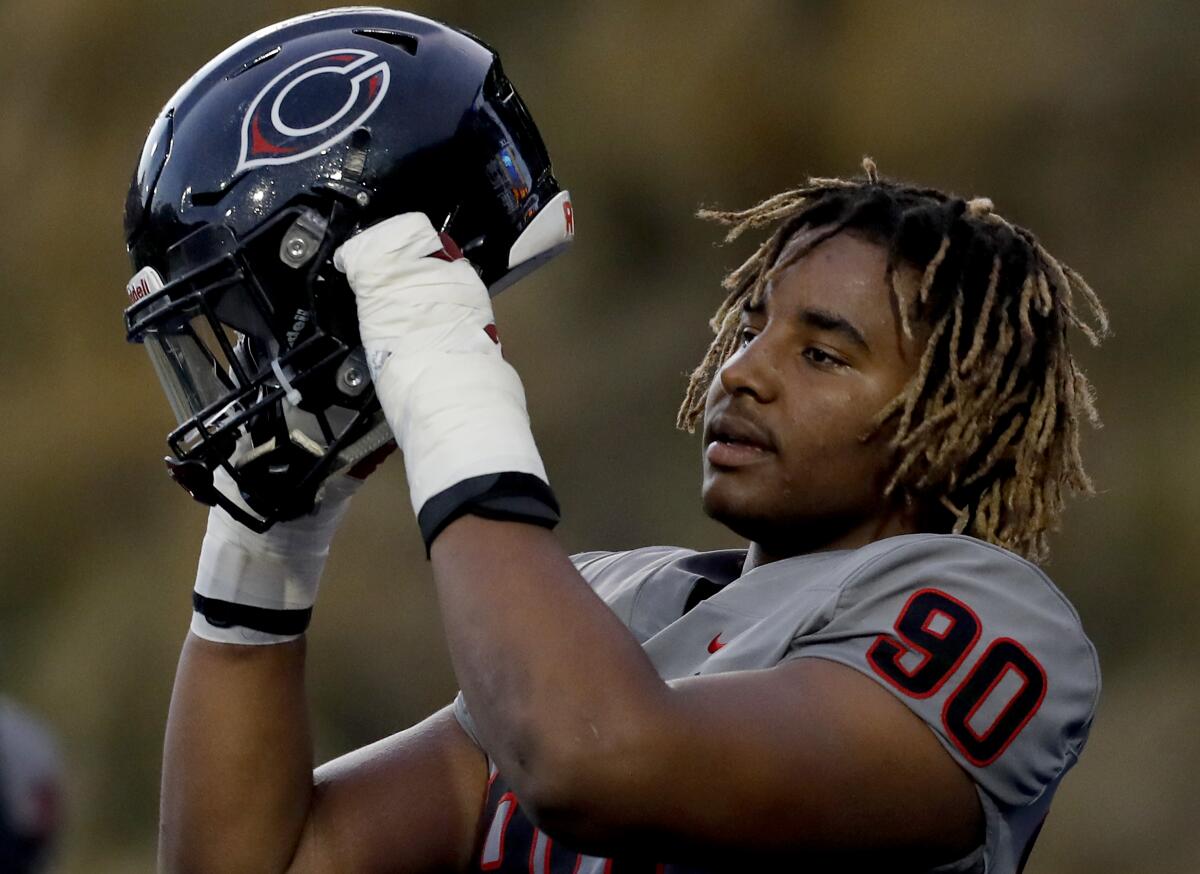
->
xmin=123 ymin=7 xmax=573 ymax=530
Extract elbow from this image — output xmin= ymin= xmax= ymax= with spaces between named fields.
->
xmin=503 ymin=705 xmax=666 ymax=843
xmin=511 ymin=760 xmax=604 ymax=846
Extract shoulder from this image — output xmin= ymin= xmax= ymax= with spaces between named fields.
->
xmin=570 ymin=546 xmax=745 ymax=641
xmin=785 ymin=533 xmax=1099 ymax=805
xmin=570 ymin=545 xmax=694 ymax=578
xmin=749 ymin=533 xmax=1094 ymax=644
xmin=843 ymin=531 xmax=1060 ymax=582
xmin=758 ymin=534 xmax=1090 ymax=634
xmin=834 ymin=534 xmax=1095 ymax=655
xmin=817 ymin=534 xmax=1099 ymax=697
xmin=814 ymin=531 xmax=1066 ymax=591
xmin=571 ymin=546 xmax=694 ymax=602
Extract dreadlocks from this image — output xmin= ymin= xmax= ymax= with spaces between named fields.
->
xmin=678 ymin=159 xmax=1109 ymax=562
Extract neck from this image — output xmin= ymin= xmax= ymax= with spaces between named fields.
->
xmin=742 ymin=506 xmax=922 ymax=574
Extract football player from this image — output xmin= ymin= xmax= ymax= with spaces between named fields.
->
xmin=0 ymin=697 xmax=63 ymax=873
xmin=130 ymin=11 xmax=1108 ymax=874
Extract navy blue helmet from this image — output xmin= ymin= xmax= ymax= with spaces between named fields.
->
xmin=123 ymin=8 xmax=573 ymax=530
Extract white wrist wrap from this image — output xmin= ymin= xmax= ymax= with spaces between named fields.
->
xmin=334 ymin=214 xmax=548 ymax=518
xmin=191 ymin=471 xmax=357 ymax=645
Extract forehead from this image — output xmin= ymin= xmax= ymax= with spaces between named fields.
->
xmin=757 ymin=229 xmax=907 ymax=342
xmin=767 ymin=230 xmax=889 ymax=311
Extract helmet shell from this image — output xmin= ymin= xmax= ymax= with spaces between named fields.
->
xmin=125 ymin=7 xmax=565 ymax=292
xmin=121 ymin=8 xmax=572 ymax=528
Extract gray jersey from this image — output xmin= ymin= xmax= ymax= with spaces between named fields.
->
xmin=457 ymin=533 xmax=1099 ymax=874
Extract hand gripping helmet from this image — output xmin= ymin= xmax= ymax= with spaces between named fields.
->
xmin=123 ymin=8 xmax=573 ymax=531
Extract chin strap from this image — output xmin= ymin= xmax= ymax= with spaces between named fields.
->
xmin=270 ymin=358 xmax=304 ymax=406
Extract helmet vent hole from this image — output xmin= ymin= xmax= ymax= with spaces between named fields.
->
xmin=353 ymin=28 xmax=419 ymax=56
xmin=189 ymin=189 xmax=226 ymax=207
xmin=228 ymin=46 xmax=282 ymax=80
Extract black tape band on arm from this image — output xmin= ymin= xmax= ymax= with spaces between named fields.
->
xmin=192 ymin=591 xmax=313 ymax=637
xmin=417 ymin=472 xmax=560 ymax=555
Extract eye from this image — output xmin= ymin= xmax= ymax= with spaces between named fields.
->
xmin=739 ymin=327 xmax=758 ymax=348
xmin=802 ymin=347 xmax=847 ymax=369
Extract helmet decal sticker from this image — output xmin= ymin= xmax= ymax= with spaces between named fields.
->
xmin=486 ymin=145 xmax=532 ymax=214
xmin=235 ymin=48 xmax=391 ymax=176
xmin=126 ymin=265 xmax=165 ymax=304
xmin=562 ymin=198 xmax=574 ymax=235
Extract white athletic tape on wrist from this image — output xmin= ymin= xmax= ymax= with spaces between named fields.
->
xmin=190 ymin=469 xmax=358 ymax=645
xmin=334 ymin=214 xmax=548 ymax=517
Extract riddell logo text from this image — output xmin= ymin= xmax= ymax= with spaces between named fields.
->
xmin=286 ymin=309 xmax=311 ymax=346
xmin=127 ymin=277 xmax=154 ymax=303
xmin=125 ymin=266 xmax=165 ymax=305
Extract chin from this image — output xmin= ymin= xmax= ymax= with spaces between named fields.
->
xmin=702 ymin=481 xmax=791 ymax=544
xmin=702 ymin=475 xmax=886 ymax=555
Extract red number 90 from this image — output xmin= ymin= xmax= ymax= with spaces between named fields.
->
xmin=867 ymin=588 xmax=1047 ymax=766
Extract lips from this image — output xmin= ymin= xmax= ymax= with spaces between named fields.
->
xmin=704 ymin=410 xmax=776 ymax=467
xmin=705 ymin=411 xmax=776 ymax=451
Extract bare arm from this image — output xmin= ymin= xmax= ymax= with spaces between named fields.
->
xmin=159 ymin=633 xmax=487 ymax=874
xmin=159 ymin=635 xmax=313 ymax=874
xmin=431 ymin=517 xmax=981 ymax=867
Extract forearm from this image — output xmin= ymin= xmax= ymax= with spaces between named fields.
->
xmin=334 ymin=213 xmax=649 ymax=811
xmin=159 ymin=633 xmax=314 ymax=874
xmin=431 ymin=517 xmax=670 ymax=806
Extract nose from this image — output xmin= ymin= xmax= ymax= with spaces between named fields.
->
xmin=717 ymin=332 xmax=779 ymax=403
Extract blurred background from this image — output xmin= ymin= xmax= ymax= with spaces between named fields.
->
xmin=1 ymin=0 xmax=1197 ymax=870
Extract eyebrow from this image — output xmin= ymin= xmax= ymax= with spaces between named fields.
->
xmin=798 ymin=307 xmax=870 ymax=352
xmin=741 ymin=299 xmax=870 ymax=353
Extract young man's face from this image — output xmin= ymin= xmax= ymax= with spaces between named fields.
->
xmin=701 ymin=229 xmax=926 ymax=557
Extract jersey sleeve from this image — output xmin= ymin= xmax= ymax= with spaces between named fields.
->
xmin=784 ymin=535 xmax=1099 ymax=809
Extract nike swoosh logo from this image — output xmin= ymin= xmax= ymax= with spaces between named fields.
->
xmin=707 ymin=633 xmax=727 ymax=654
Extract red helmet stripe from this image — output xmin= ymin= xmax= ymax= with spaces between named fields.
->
xmin=251 ymin=113 xmax=298 ymax=156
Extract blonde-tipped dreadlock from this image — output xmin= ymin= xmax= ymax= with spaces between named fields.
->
xmin=678 ymin=158 xmax=1109 ymax=562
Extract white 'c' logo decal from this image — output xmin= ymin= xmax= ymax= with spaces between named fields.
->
xmin=235 ymin=48 xmax=390 ymax=176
